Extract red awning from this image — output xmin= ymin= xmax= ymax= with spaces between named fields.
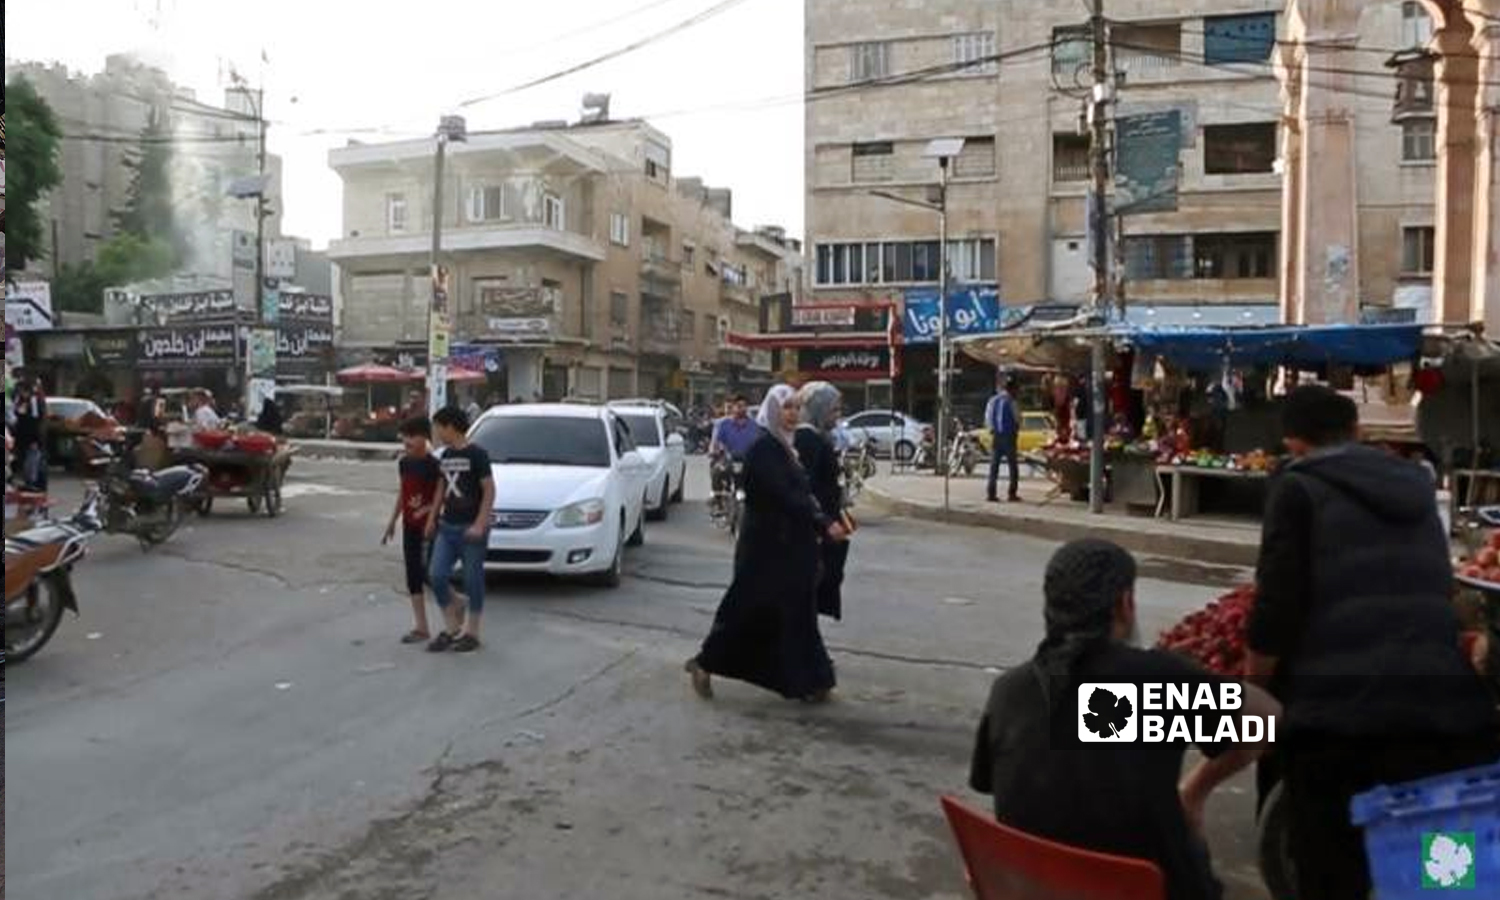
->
xmin=336 ymin=364 xmax=422 ymax=384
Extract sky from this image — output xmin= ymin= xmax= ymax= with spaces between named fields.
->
xmin=7 ymin=0 xmax=805 ymax=250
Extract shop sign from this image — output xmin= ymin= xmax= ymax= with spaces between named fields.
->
xmin=800 ymin=347 xmax=891 ymax=378
xmin=137 ymin=325 xmax=239 ymax=368
xmin=144 ymin=290 xmax=240 ymax=325
xmin=902 ymin=288 xmax=1002 ymax=344
xmin=278 ymin=293 xmax=334 ymax=325
xmin=6 ymin=281 xmax=56 ymax=331
xmin=276 ymin=325 xmax=335 ymax=360
xmin=791 ymin=305 xmax=857 ymax=328
xmin=487 ymin=317 xmax=552 ymax=340
xmin=84 ymin=332 xmax=137 ymax=366
xmin=1116 ymin=109 xmax=1182 ymax=214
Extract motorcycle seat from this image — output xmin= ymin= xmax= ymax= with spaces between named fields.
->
xmin=130 ymin=466 xmax=199 ymax=499
xmin=5 ymin=541 xmax=67 ymax=603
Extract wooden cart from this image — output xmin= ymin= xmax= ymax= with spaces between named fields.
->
xmin=173 ymin=444 xmax=295 ymax=518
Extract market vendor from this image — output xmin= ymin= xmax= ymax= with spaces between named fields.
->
xmin=1247 ymin=385 xmax=1499 ymax=900
xmin=187 ymin=390 xmax=222 ymax=431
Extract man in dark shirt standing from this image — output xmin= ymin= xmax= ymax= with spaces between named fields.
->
xmin=970 ymin=539 xmax=1279 ymax=900
xmin=1248 ymin=386 xmax=1498 ymax=900
xmin=425 ymin=407 xmax=495 ymax=654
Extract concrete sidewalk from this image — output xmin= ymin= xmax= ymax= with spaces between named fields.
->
xmin=863 ymin=470 xmax=1260 ymax=567
xmin=291 ymin=438 xmax=402 ymax=462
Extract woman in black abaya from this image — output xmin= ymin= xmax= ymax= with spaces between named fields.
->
xmin=686 ymin=385 xmax=847 ymax=702
xmin=793 ymin=381 xmax=851 ymax=620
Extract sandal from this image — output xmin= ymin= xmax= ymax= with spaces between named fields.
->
xmin=401 ymin=630 xmax=431 ymax=645
xmin=684 ymin=658 xmax=713 ymax=699
xmin=426 ymin=632 xmax=456 ymax=653
xmin=451 ymin=634 xmax=481 ymax=653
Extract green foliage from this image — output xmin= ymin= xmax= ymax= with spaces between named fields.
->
xmin=4 ymin=76 xmax=65 ymax=273
xmin=52 ymin=233 xmax=178 ymax=314
xmin=112 ymin=106 xmax=187 ymax=266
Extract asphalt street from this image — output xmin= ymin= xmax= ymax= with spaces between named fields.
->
xmin=6 ymin=457 xmax=1270 ymax=900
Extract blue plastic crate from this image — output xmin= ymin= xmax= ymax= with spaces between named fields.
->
xmin=1351 ymin=761 xmax=1500 ymax=898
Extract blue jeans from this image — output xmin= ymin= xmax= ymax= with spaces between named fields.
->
xmin=429 ymin=520 xmax=488 ymax=617
xmin=987 ymin=433 xmax=1019 ymax=500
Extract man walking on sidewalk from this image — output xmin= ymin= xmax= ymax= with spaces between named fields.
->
xmin=985 ymin=375 xmax=1020 ymax=503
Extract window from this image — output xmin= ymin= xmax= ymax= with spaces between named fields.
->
xmin=1402 ymin=226 xmax=1436 ymax=275
xmin=1125 ymin=235 xmax=1194 ymax=280
xmin=682 ymin=243 xmax=695 ymax=267
xmin=610 ymin=212 xmax=630 ymax=246
xmin=466 ymin=185 xmax=505 ymax=223
xmin=1053 ymin=133 xmax=1091 ymax=182
xmin=471 ymin=416 xmax=611 ymax=468
xmin=1402 ymin=2 xmax=1434 ymax=48
xmin=681 ymin=310 xmax=696 ymax=343
xmin=645 ymin=141 xmax=671 ymax=183
xmin=1203 ymin=123 xmax=1278 ymax=174
xmin=704 ymin=315 xmax=717 ymax=344
xmin=1204 ymin=13 xmax=1275 ymax=65
xmin=1193 ymin=232 xmax=1276 ymax=279
xmin=852 ymin=141 xmax=895 ymax=182
xmin=1114 ymin=22 xmax=1182 ymax=73
xmin=814 ymin=239 xmax=996 ymax=286
xmin=955 ymin=137 xmax=997 ymax=178
xmin=717 ymin=317 xmax=731 ymax=345
xmin=610 ymin=291 xmax=629 ymax=326
xmin=386 ymin=193 xmax=408 ymax=234
xmin=849 ymin=41 xmax=890 ymax=82
xmin=953 ymin=32 xmax=997 ymax=76
xmin=1052 ymin=26 xmax=1091 ymax=76
xmin=1402 ymin=119 xmax=1436 ymax=162
xmin=543 ymin=193 xmax=565 ymax=230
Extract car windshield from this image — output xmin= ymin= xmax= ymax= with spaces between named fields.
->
xmin=470 ymin=416 xmax=612 ymax=468
xmin=617 ymin=414 xmax=662 ymax=448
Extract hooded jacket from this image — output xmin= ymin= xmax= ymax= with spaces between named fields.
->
xmin=1250 ymin=443 xmax=1495 ymax=735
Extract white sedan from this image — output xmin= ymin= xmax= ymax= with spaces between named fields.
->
xmin=608 ymin=402 xmax=687 ymax=521
xmin=468 ymin=404 xmax=653 ymax=587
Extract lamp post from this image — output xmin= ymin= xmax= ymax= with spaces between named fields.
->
xmin=427 ymin=115 xmax=467 ymax=417
xmin=226 ymin=79 xmax=270 ymax=420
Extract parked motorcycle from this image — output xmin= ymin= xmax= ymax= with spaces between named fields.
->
xmin=86 ymin=439 xmax=207 ymax=550
xmin=708 ymin=454 xmax=746 ymax=535
xmin=948 ymin=419 xmax=979 ymax=477
xmin=5 ymin=494 xmax=102 ymax=663
xmin=841 ymin=441 xmax=875 ymax=507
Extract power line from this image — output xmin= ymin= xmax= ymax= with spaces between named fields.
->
xmin=456 ymin=0 xmax=755 ymax=109
xmin=1108 ymin=39 xmax=1500 ymax=90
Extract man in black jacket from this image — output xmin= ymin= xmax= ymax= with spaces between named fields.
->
xmin=1249 ymin=385 xmax=1498 ymax=900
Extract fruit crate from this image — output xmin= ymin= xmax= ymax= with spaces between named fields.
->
xmin=1350 ymin=762 xmax=1500 ymax=899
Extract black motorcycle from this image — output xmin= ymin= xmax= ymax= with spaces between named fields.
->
xmin=86 ymin=439 xmax=207 ymax=550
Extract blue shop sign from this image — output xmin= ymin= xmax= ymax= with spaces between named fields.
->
xmin=902 ymin=287 xmax=1003 ymax=344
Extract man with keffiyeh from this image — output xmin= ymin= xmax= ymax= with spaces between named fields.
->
xmin=969 ymin=539 xmax=1279 ymax=900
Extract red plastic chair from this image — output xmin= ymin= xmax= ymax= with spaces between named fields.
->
xmin=940 ymin=796 xmax=1167 ymax=900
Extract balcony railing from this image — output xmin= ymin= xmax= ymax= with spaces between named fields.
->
xmin=641 ymin=249 xmax=682 ymax=285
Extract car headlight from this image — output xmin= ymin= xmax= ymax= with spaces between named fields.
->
xmin=555 ymin=499 xmax=606 ymax=528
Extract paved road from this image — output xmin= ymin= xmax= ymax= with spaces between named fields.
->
xmin=6 ymin=458 xmax=1269 ymax=900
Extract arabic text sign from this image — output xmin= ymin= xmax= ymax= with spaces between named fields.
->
xmin=278 ymin=293 xmax=334 ymax=325
xmin=6 ymin=281 xmax=56 ymax=331
xmin=85 ymin=333 xmax=137 ymax=366
xmin=791 ymin=305 xmax=857 ymax=328
xmin=137 ymin=326 xmax=240 ymax=368
xmin=799 ymin=347 xmax=891 ymax=378
xmin=1116 ymin=110 xmax=1182 ymax=214
xmin=143 ymin=290 xmax=240 ymax=324
xmin=487 ymin=318 xmax=552 ymax=340
xmin=902 ymin=288 xmax=1003 ymax=344
xmin=276 ymin=325 xmax=335 ymax=363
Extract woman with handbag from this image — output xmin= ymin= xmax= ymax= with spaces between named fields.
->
xmin=686 ymin=385 xmax=848 ymax=703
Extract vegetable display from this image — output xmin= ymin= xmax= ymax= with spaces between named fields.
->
xmin=1155 ymin=583 xmax=1255 ymax=678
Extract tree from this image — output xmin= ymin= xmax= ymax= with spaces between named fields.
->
xmin=112 ymin=105 xmax=188 ymax=266
xmin=53 ymin=233 xmax=177 ymax=314
xmin=5 ymin=76 xmax=65 ymax=274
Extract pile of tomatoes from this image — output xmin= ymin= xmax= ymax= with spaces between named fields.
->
xmin=1155 ymin=583 xmax=1255 ymax=678
xmin=1456 ymin=530 xmax=1500 ymax=588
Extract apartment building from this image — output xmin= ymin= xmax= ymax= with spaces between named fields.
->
xmin=327 ymin=118 xmax=794 ymax=405
xmin=10 ymin=55 xmax=285 ymax=279
xmin=805 ymin=1 xmax=1442 ymax=414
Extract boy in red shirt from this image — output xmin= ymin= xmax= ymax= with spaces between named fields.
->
xmin=383 ymin=417 xmax=442 ymax=643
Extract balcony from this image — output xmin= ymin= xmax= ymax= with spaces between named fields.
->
xmin=640 ymin=248 xmax=682 ymax=287
xmin=720 ymin=279 xmax=753 ymax=306
xmin=639 ymin=295 xmax=681 ymax=358
xmin=717 ymin=344 xmax=751 ymax=367
xmin=329 ymin=224 xmax=606 ymax=264
xmin=1387 ymin=51 xmax=1436 ymax=123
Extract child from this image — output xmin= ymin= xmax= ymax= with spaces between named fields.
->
xmin=383 ymin=417 xmax=441 ymax=644
xmin=425 ymin=407 xmax=495 ymax=653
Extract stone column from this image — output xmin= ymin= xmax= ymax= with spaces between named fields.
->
xmin=1277 ymin=43 xmax=1306 ymax=323
xmin=1469 ymin=3 xmax=1500 ymax=333
xmin=1433 ymin=11 xmax=1480 ymax=323
xmin=1283 ymin=1 xmax=1363 ymax=324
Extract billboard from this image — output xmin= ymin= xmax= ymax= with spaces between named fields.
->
xmin=902 ymin=288 xmax=1003 ymax=344
xmin=1115 ymin=110 xmax=1183 ymax=214
xmin=138 ymin=325 xmax=239 ymax=369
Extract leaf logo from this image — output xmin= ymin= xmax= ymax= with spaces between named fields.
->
xmin=1077 ymin=683 xmax=1139 ymax=742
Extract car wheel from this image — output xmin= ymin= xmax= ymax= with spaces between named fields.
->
xmin=894 ymin=440 xmax=917 ymax=463
xmin=585 ymin=519 xmax=625 ymax=588
xmin=627 ymin=501 xmax=646 ymax=546
xmin=647 ymin=481 xmax=668 ymax=522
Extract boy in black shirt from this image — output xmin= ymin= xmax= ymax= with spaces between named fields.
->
xmin=970 ymin=539 xmax=1279 ymax=900
xmin=383 ymin=417 xmax=441 ymax=644
xmin=425 ymin=407 xmax=494 ymax=653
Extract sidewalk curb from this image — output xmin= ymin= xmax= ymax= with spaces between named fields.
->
xmin=862 ymin=486 xmax=1258 ymax=567
xmin=294 ymin=442 xmax=402 ymax=463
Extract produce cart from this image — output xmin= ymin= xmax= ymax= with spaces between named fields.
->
xmin=4 ymin=488 xmax=51 ymax=538
xmin=173 ymin=433 xmax=295 ymax=518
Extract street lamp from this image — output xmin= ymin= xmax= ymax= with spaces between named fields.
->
xmin=427 ymin=114 xmax=468 ymax=417
xmin=225 ymin=80 xmax=270 ymax=420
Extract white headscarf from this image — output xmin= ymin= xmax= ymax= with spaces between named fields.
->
xmin=797 ymin=381 xmax=842 ymax=438
xmin=756 ymin=384 xmax=798 ymax=448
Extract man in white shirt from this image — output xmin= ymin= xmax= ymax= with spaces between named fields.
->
xmin=189 ymin=390 xmax=222 ymax=431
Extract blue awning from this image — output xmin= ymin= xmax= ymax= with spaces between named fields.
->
xmin=1124 ymin=323 xmax=1424 ymax=370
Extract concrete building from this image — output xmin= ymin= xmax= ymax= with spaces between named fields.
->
xmin=8 ymin=55 xmax=285 ymax=280
xmin=804 ymin=1 xmax=1456 ymax=414
xmin=327 ymin=118 xmax=796 ymax=404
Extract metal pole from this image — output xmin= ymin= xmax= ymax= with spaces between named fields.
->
xmin=937 ymin=159 xmax=951 ymax=511
xmin=427 ymin=134 xmax=447 ymax=418
xmin=244 ymin=89 xmax=268 ymax=419
xmin=1087 ymin=0 xmax=1109 ymax=514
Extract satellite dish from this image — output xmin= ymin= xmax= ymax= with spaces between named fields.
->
xmin=581 ymin=93 xmax=611 ymax=124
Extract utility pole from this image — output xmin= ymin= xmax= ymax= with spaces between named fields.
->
xmin=427 ymin=115 xmax=466 ymax=417
xmin=1087 ymin=0 xmax=1110 ymax=514
xmin=239 ymin=82 xmax=270 ymax=421
xmin=936 ymin=156 xmax=951 ymax=511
